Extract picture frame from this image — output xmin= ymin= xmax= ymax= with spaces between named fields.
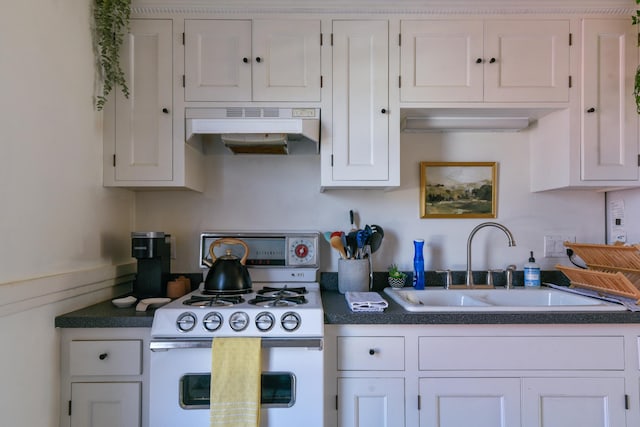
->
xmin=420 ymin=161 xmax=497 ymax=219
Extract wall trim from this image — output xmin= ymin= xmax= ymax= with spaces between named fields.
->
xmin=132 ymin=0 xmax=635 ymax=16
xmin=0 ymin=263 xmax=135 ymax=318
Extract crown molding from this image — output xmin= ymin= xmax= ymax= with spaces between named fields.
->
xmin=132 ymin=0 xmax=636 ymax=16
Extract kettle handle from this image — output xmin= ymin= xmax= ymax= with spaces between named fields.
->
xmin=209 ymin=238 xmax=250 ymax=265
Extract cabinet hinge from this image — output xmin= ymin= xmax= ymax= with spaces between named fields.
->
xmin=568 ymin=75 xmax=572 ymax=88
xmin=335 ymin=395 xmax=339 ymax=410
xmin=418 ymin=395 xmax=421 ymax=410
xmin=569 ymin=32 xmax=572 ymax=46
xmin=68 ymin=400 xmax=72 ymax=416
xmin=637 ymin=154 xmax=640 ymax=167
xmin=399 ymin=75 xmax=401 ymax=88
xmin=399 ymin=33 xmax=401 ymax=46
xmin=625 ymin=394 xmax=630 ymax=410
xmin=182 ymin=75 xmax=185 ymax=88
xmin=182 ymin=32 xmax=185 ymax=45
xmin=320 ymin=75 xmax=323 ymax=88
xmin=637 ymin=33 xmax=640 ymax=46
xmin=112 ymin=154 xmax=116 ymax=167
xmin=331 ymin=33 xmax=333 ymax=46
xmin=320 ymin=33 xmax=323 ymax=46
xmin=331 ymin=154 xmax=334 ymax=167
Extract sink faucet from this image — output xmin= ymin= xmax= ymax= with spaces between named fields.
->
xmin=466 ymin=222 xmax=516 ymax=287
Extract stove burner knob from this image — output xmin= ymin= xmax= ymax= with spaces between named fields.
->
xmin=281 ymin=312 xmax=301 ymax=332
xmin=255 ymin=312 xmax=275 ymax=332
xmin=203 ymin=312 xmax=223 ymax=332
xmin=177 ymin=312 xmax=197 ymax=332
xmin=229 ymin=311 xmax=250 ymax=332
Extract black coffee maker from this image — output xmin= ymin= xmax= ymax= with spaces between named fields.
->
xmin=131 ymin=231 xmax=171 ymax=298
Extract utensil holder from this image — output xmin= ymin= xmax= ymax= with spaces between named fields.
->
xmin=338 ymin=259 xmax=371 ymax=294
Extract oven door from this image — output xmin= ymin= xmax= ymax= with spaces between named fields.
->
xmin=149 ymin=338 xmax=323 ymax=427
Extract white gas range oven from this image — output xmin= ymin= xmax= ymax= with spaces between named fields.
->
xmin=149 ymin=231 xmax=324 ymax=427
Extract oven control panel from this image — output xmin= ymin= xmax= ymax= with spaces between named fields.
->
xmin=200 ymin=232 xmax=319 ymax=269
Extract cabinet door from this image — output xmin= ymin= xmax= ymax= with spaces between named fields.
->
xmin=252 ymin=20 xmax=321 ymax=101
xmin=332 ymin=20 xmax=389 ymax=182
xmin=71 ymin=382 xmax=141 ymax=427
xmin=338 ymin=377 xmax=404 ymax=427
xmin=522 ymin=377 xmax=626 ymax=427
xmin=400 ymin=20 xmax=484 ymax=102
xmin=484 ymin=20 xmax=570 ymax=102
xmin=185 ymin=20 xmax=252 ymax=101
xmin=419 ymin=378 xmax=521 ymax=427
xmin=581 ymin=19 xmax=639 ymax=181
xmin=115 ymin=19 xmax=173 ymax=181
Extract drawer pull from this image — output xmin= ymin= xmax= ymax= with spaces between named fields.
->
xmin=98 ymin=353 xmax=108 ymax=360
xmin=369 ymin=349 xmax=376 ymax=355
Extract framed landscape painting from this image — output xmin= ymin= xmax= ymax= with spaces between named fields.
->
xmin=420 ymin=162 xmax=497 ymax=219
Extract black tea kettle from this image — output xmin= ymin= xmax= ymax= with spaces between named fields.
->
xmin=203 ymin=238 xmax=252 ymax=294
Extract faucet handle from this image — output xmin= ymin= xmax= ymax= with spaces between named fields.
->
xmin=486 ymin=269 xmax=503 ymax=287
xmin=505 ymin=264 xmax=517 ymax=289
xmin=436 ymin=269 xmax=453 ymax=289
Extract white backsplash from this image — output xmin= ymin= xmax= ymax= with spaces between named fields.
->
xmin=135 ymin=131 xmax=604 ymax=274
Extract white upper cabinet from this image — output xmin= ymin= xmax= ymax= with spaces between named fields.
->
xmin=325 ymin=20 xmax=398 ymax=187
xmin=581 ymin=18 xmax=638 ymax=181
xmin=400 ymin=20 xmax=570 ymax=103
xmin=103 ymin=19 xmax=204 ymax=191
xmin=184 ymin=19 xmax=321 ymax=102
xmin=113 ymin=19 xmax=173 ymax=182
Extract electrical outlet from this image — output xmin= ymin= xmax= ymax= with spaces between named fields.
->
xmin=544 ymin=235 xmax=576 ymax=258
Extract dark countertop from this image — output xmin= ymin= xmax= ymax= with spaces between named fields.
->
xmin=321 ymin=290 xmax=640 ymax=325
xmin=55 ymin=299 xmax=156 ymax=328
xmin=56 ymin=289 xmax=640 ymax=329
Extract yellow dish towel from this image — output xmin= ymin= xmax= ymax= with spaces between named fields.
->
xmin=210 ymin=337 xmax=262 ymax=427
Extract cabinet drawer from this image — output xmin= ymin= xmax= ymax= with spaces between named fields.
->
xmin=70 ymin=340 xmax=142 ymax=376
xmin=338 ymin=336 xmax=404 ymax=371
xmin=419 ymin=336 xmax=624 ymax=371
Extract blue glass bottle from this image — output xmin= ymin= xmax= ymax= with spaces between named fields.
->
xmin=413 ymin=239 xmax=425 ymax=290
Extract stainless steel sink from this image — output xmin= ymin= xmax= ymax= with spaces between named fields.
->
xmin=383 ymin=287 xmax=627 ymax=312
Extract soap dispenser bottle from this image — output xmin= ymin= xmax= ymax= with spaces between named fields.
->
xmin=413 ymin=239 xmax=425 ymax=290
xmin=524 ymin=251 xmax=541 ymax=288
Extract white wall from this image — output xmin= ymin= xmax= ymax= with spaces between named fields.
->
xmin=0 ymin=1 xmax=135 ymax=426
xmin=606 ymin=188 xmax=640 ymax=244
xmin=135 ymin=130 xmax=605 ymax=275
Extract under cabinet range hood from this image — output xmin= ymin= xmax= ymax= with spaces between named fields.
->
xmin=186 ymin=107 xmax=320 ymax=155
xmin=400 ymin=107 xmax=563 ymax=132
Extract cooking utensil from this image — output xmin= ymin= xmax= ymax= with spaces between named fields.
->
xmin=369 ymin=231 xmax=383 ymax=253
xmin=371 ymin=224 xmax=384 ymax=238
xmin=323 ymin=231 xmax=332 ymax=243
xmin=203 ymin=238 xmax=252 ymax=294
xmin=349 ymin=210 xmax=356 ymax=231
xmin=330 ymin=235 xmax=348 ymax=259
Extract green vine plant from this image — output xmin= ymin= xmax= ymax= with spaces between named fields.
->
xmin=633 ymin=0 xmax=640 ymax=113
xmin=94 ymin=0 xmax=131 ymax=111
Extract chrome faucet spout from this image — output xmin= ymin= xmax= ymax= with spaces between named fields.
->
xmin=466 ymin=222 xmax=516 ymax=287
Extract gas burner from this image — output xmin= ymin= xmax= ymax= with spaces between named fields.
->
xmin=258 ymin=286 xmax=308 ymax=297
xmin=248 ymin=294 xmax=308 ymax=308
xmin=182 ymin=295 xmax=245 ymax=307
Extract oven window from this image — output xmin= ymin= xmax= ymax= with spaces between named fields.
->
xmin=180 ymin=372 xmax=295 ymax=409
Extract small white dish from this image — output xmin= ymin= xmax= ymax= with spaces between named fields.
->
xmin=136 ymin=297 xmax=171 ymax=312
xmin=112 ymin=295 xmax=137 ymax=308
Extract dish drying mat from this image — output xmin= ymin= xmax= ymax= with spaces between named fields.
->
xmin=545 ymin=283 xmax=639 ymax=311
xmin=557 ymin=242 xmax=640 ymax=305
xmin=345 ymin=292 xmax=389 ymax=312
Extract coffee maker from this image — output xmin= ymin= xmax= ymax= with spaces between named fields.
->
xmin=131 ymin=231 xmax=171 ymax=298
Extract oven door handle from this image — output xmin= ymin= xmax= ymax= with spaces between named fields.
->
xmin=150 ymin=338 xmax=323 ymax=352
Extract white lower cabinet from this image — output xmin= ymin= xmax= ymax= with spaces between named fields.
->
xmin=70 ymin=382 xmax=141 ymax=427
xmin=419 ymin=377 xmax=521 ymax=427
xmin=326 ymin=324 xmax=639 ymax=427
xmin=522 ymin=377 xmax=626 ymax=427
xmin=338 ymin=377 xmax=405 ymax=427
xmin=60 ymin=328 xmax=150 ymax=427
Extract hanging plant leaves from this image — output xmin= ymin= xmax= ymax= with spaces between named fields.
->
xmin=94 ymin=0 xmax=131 ymax=110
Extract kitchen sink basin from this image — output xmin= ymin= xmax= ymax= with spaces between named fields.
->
xmin=383 ymin=287 xmax=627 ymax=312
